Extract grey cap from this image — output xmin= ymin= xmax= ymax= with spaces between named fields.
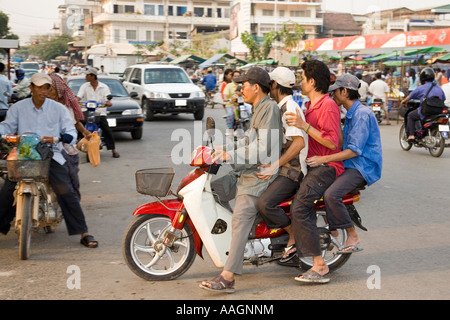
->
xmin=329 ymin=73 xmax=361 ymax=92
xmin=233 ymin=67 xmax=271 ymax=88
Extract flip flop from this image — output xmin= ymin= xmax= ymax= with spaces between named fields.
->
xmin=337 ymin=244 xmax=363 ymax=254
xmin=80 ymin=235 xmax=98 ymax=248
xmin=280 ymin=244 xmax=296 ymax=262
xmin=199 ymin=275 xmax=235 ymax=294
xmin=295 ymin=269 xmax=330 ymax=284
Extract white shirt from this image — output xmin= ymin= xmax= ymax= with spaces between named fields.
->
xmin=369 ymin=79 xmax=390 ymax=103
xmin=441 ymin=82 xmax=450 ymax=108
xmin=278 ymin=95 xmax=309 ymax=177
xmin=358 ymin=80 xmax=369 ymax=100
xmin=77 ymin=81 xmax=111 ymax=116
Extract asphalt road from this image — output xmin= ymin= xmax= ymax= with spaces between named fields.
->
xmin=0 ymin=105 xmax=449 ymax=303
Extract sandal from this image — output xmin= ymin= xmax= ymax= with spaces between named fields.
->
xmin=80 ymin=235 xmax=98 ymax=248
xmin=280 ymin=244 xmax=296 ymax=262
xmin=295 ymin=269 xmax=330 ymax=284
xmin=199 ymin=275 xmax=235 ymax=293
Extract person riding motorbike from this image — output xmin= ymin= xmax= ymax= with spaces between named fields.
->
xmin=308 ymin=73 xmax=382 ymax=254
xmin=257 ymin=67 xmax=308 ymax=262
xmin=76 ymin=67 xmax=120 ymax=158
xmin=199 ymin=67 xmax=283 ymax=293
xmin=285 ymin=60 xmax=344 ymax=284
xmin=401 ymin=67 xmax=446 ymax=142
xmin=0 ymin=73 xmax=98 ymax=248
xmin=12 ymin=68 xmax=31 ymax=101
xmin=0 ymin=62 xmax=13 ymax=111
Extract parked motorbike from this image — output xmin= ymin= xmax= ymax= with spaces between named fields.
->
xmin=122 ymin=117 xmax=367 ymax=281
xmin=0 ymin=133 xmax=62 ymax=260
xmin=399 ymin=100 xmax=450 ymax=157
xmin=371 ymin=98 xmax=384 ymax=124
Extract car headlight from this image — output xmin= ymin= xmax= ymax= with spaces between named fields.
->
xmin=122 ymin=109 xmax=142 ymax=116
xmin=191 ymin=91 xmax=205 ymax=98
xmin=149 ymin=92 xmax=169 ymax=99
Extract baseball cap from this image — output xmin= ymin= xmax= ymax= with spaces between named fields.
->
xmin=233 ymin=67 xmax=271 ymax=88
xmin=328 ymin=73 xmax=361 ymax=92
xmin=85 ymin=67 xmax=98 ymax=76
xmin=269 ymin=67 xmax=296 ymax=88
xmin=30 ymin=73 xmax=52 ymax=86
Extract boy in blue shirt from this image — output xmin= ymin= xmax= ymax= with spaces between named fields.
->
xmin=306 ymin=74 xmax=382 ymax=253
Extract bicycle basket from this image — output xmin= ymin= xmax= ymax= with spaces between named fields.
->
xmin=135 ymin=167 xmax=175 ymax=197
xmin=7 ymin=159 xmax=51 ymax=182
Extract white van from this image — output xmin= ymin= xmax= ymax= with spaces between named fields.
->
xmin=122 ymin=64 xmax=205 ymax=120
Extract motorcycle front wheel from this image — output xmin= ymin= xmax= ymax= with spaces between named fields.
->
xmin=399 ymin=123 xmax=412 ymax=151
xmin=122 ymin=214 xmax=196 ymax=281
xmin=18 ymin=193 xmax=33 ymax=260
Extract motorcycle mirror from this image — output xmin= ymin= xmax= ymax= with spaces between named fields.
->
xmin=106 ymin=94 xmax=113 ymax=100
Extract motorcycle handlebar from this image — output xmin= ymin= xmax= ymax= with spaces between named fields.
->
xmin=0 ymin=135 xmax=60 ymax=144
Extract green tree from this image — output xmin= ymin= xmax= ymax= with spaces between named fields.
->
xmin=240 ymin=31 xmax=262 ymax=62
xmin=0 ymin=11 xmax=19 ymax=39
xmin=28 ymin=34 xmax=73 ymax=61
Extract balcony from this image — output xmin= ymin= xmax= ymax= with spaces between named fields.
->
xmin=93 ymin=13 xmax=229 ymax=27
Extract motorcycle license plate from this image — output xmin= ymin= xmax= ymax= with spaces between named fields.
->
xmin=241 ymin=111 xmax=248 ymax=118
xmin=439 ymin=125 xmax=449 ymax=132
xmin=372 ymin=106 xmax=381 ymax=111
xmin=107 ymin=118 xmax=116 ymax=127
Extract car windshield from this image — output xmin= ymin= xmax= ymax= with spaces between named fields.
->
xmin=21 ymin=62 xmax=39 ymax=70
xmin=144 ymin=68 xmax=191 ymax=84
xmin=68 ymin=78 xmax=130 ymax=97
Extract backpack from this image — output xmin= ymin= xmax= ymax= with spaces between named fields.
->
xmin=421 ymin=83 xmax=448 ymax=116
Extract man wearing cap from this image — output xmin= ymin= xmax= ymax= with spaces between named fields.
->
xmin=77 ymin=67 xmax=120 ymax=158
xmin=285 ymin=59 xmax=343 ymax=283
xmin=307 ymin=73 xmax=382 ymax=255
xmin=200 ymin=67 xmax=282 ymax=293
xmin=0 ymin=73 xmax=98 ymax=248
xmin=257 ymin=67 xmax=308 ymax=263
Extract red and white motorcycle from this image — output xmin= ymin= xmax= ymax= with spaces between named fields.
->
xmin=122 ymin=118 xmax=366 ymax=281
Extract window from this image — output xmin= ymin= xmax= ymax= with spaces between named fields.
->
xmin=168 ymin=6 xmax=173 ymax=16
xmin=144 ymin=4 xmax=155 ymax=15
xmin=290 ymin=10 xmax=311 ymax=18
xmin=263 ymin=10 xmax=274 ymax=16
xmin=154 ymin=31 xmax=164 ymax=40
xmin=194 ymin=7 xmax=204 ymax=17
xmin=146 ymin=31 xmax=152 ymax=41
xmin=124 ymin=5 xmax=134 ymax=13
xmin=177 ymin=6 xmax=187 ymax=16
xmin=114 ymin=29 xmax=120 ymax=42
xmin=126 ymin=30 xmax=137 ymax=40
xmin=158 ymin=5 xmax=164 ymax=16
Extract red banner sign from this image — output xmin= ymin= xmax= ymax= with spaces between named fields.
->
xmin=292 ymin=28 xmax=450 ymax=52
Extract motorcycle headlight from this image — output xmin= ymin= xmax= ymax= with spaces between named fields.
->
xmin=122 ymin=109 xmax=142 ymax=116
xmin=87 ymin=102 xmax=97 ymax=109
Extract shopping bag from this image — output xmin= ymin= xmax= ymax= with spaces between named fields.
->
xmin=87 ymin=132 xmax=101 ymax=167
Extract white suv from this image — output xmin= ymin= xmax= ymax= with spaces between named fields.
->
xmin=122 ymin=64 xmax=205 ymax=120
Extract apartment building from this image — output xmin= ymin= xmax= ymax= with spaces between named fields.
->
xmin=87 ymin=0 xmax=232 ymax=45
xmin=230 ymin=0 xmax=323 ymax=55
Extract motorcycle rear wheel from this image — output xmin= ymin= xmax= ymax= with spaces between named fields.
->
xmin=428 ymin=128 xmax=445 ymax=157
xmin=18 ymin=193 xmax=33 ymax=260
xmin=122 ymin=214 xmax=196 ymax=281
xmin=298 ymin=215 xmax=351 ymax=272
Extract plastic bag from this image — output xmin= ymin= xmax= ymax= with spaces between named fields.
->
xmin=18 ymin=133 xmax=41 ymax=160
xmin=87 ymin=132 xmax=101 ymax=167
xmin=76 ymin=137 xmax=89 ymax=153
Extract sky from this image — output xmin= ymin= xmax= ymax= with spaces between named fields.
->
xmin=1 ymin=0 xmax=450 ymax=44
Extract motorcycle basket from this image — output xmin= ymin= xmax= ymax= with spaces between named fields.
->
xmin=135 ymin=167 xmax=175 ymax=197
xmin=6 ymin=159 xmax=51 ymax=182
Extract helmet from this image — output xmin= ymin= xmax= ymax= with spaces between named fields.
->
xmin=15 ymin=68 xmax=25 ymax=80
xmin=420 ymin=67 xmax=435 ymax=84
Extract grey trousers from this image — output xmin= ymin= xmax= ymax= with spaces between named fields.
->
xmin=324 ymin=168 xmax=366 ymax=230
xmin=211 ymin=176 xmax=258 ymax=275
